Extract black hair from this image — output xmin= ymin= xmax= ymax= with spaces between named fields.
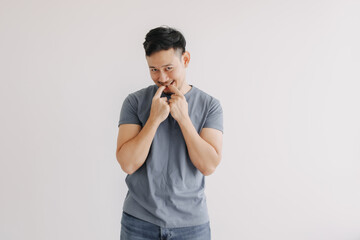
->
xmin=143 ymin=26 xmax=186 ymax=57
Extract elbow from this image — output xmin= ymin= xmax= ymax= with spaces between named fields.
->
xmin=121 ymin=164 xmax=136 ymax=175
xmin=201 ymin=164 xmax=217 ymax=176
xmin=116 ymin=150 xmax=136 ymax=175
xmin=201 ymin=167 xmax=215 ymax=176
xmin=201 ymin=155 xmax=222 ymax=176
xmin=117 ymin=157 xmax=136 ymax=175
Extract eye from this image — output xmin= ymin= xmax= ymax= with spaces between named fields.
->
xmin=150 ymin=68 xmax=158 ymax=72
xmin=166 ymin=66 xmax=173 ymax=71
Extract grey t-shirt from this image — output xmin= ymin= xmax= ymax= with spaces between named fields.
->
xmin=118 ymin=84 xmax=223 ymax=228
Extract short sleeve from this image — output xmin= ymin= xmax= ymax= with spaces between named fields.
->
xmin=203 ymin=98 xmax=223 ymax=133
xmin=118 ymin=95 xmax=142 ymax=127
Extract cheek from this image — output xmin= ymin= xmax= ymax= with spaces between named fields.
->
xmin=150 ymin=73 xmax=159 ymax=81
xmin=171 ymin=70 xmax=181 ymax=80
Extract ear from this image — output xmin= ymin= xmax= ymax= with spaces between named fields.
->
xmin=182 ymin=51 xmax=190 ymax=68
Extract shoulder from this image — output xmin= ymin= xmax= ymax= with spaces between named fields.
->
xmin=191 ymin=86 xmax=222 ymax=109
xmin=125 ymin=85 xmax=157 ymax=104
xmin=128 ymin=84 xmax=156 ymax=98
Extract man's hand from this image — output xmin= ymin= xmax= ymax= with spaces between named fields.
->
xmin=168 ymin=85 xmax=189 ymax=123
xmin=149 ymin=86 xmax=170 ymax=124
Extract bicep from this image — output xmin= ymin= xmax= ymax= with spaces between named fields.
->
xmin=199 ymin=127 xmax=223 ymax=156
xmin=116 ymin=124 xmax=142 ymax=152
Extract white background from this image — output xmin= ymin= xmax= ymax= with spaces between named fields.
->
xmin=1 ymin=0 xmax=360 ymax=239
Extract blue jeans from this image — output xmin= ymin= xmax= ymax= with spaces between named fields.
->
xmin=120 ymin=211 xmax=211 ymax=240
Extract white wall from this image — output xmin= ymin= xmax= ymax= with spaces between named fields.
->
xmin=1 ymin=0 xmax=359 ymax=239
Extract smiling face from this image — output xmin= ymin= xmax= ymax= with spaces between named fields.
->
xmin=146 ymin=48 xmax=191 ymax=95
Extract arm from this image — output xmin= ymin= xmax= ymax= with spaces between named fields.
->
xmin=116 ymin=120 xmax=160 ymax=175
xmin=116 ymin=86 xmax=170 ymax=175
xmin=178 ymin=118 xmax=223 ymax=176
xmin=167 ymin=84 xmax=223 ymax=176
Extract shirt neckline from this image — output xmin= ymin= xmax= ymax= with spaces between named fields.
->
xmin=184 ymin=85 xmax=195 ymax=98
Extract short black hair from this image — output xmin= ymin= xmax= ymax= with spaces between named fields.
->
xmin=143 ymin=26 xmax=186 ymax=57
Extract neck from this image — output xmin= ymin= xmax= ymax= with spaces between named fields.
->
xmin=181 ymin=83 xmax=192 ymax=95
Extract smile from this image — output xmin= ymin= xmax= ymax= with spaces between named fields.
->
xmin=162 ymin=80 xmax=175 ymax=87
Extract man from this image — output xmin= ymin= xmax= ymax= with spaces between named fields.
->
xmin=116 ymin=26 xmax=223 ymax=240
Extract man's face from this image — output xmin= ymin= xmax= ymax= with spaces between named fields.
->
xmin=146 ymin=48 xmax=189 ymax=95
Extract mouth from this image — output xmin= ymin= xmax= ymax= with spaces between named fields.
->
xmin=162 ymin=80 xmax=175 ymax=89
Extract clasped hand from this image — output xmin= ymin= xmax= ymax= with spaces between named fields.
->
xmin=150 ymin=85 xmax=189 ymax=124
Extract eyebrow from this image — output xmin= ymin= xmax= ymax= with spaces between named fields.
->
xmin=149 ymin=64 xmax=173 ymax=68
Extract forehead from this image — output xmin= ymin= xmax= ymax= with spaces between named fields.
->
xmin=146 ymin=49 xmax=181 ymax=67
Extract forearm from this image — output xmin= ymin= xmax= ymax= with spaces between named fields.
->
xmin=178 ymin=117 xmax=221 ymax=176
xmin=117 ymin=118 xmax=160 ymax=174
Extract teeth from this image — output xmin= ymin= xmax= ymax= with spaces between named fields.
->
xmin=165 ymin=81 xmax=174 ymax=87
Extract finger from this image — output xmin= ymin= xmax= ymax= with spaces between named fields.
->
xmin=161 ymin=97 xmax=169 ymax=103
xmin=154 ymin=86 xmax=166 ymax=99
xmin=168 ymin=84 xmax=184 ymax=97
xmin=170 ymin=94 xmax=180 ymax=99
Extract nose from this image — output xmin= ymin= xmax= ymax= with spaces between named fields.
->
xmin=158 ymin=71 xmax=170 ymax=85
